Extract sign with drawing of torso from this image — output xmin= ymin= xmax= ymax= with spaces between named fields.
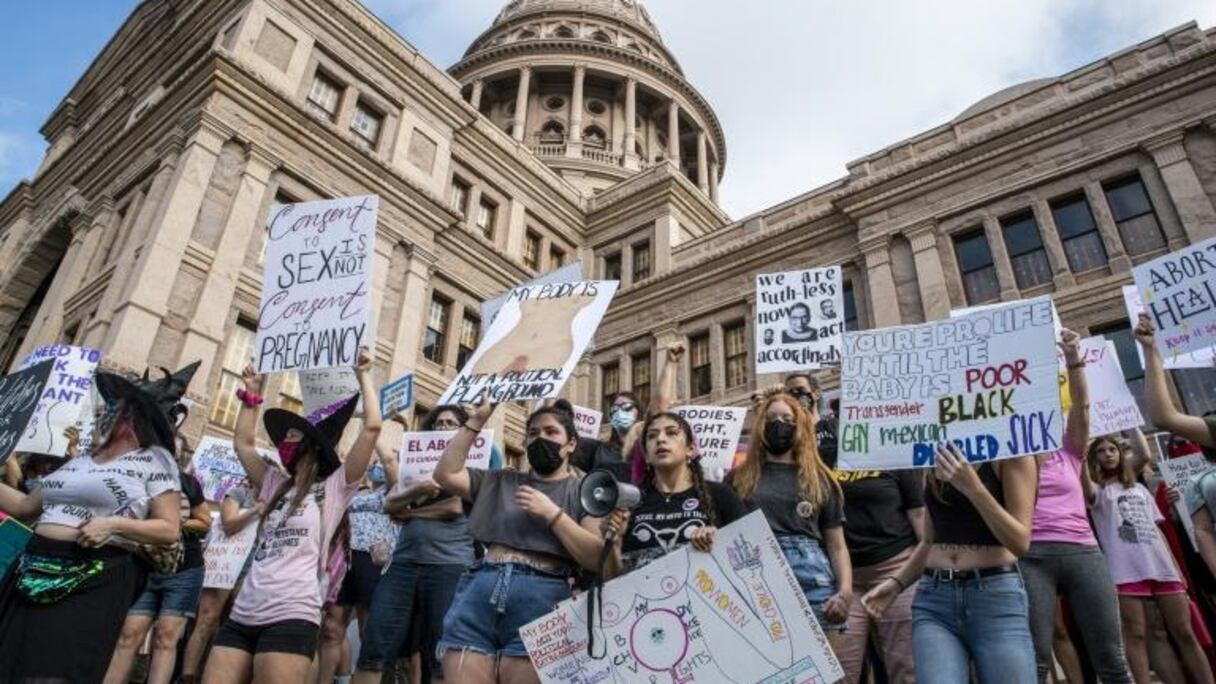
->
xmin=16 ymin=345 xmax=100 ymax=456
xmin=398 ymin=429 xmax=494 ymax=483
xmin=674 ymin=405 xmax=747 ymax=482
xmin=755 ymin=266 xmax=844 ymax=373
xmin=572 ymin=405 xmax=602 ymax=440
xmin=1132 ymin=237 xmax=1216 ymax=362
xmin=256 ymin=195 xmax=377 ymax=373
xmin=1122 ymin=285 xmax=1214 ymax=369
xmin=838 ymin=296 xmax=1062 ymax=470
xmin=202 ymin=514 xmax=259 ymax=590
xmin=520 ymin=511 xmax=844 ymax=683
xmin=0 ymin=361 xmax=55 ymax=466
xmin=480 ymin=261 xmax=585 ymax=329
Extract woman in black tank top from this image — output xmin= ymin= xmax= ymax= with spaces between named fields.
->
xmin=860 ymin=443 xmax=1039 ymax=684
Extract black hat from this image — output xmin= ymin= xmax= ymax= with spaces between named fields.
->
xmin=263 ymin=394 xmax=357 ymax=478
xmin=94 ymin=361 xmax=200 ymax=453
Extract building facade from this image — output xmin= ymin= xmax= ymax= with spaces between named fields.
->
xmin=1 ymin=0 xmax=1215 ymax=455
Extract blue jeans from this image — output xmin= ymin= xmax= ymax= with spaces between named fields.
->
xmin=438 ymin=561 xmax=571 ymax=658
xmin=357 ymin=562 xmax=464 ymax=680
xmin=128 ymin=565 xmax=204 ymax=619
xmin=777 ymin=534 xmax=842 ymax=631
xmin=912 ymin=570 xmax=1036 ymax=683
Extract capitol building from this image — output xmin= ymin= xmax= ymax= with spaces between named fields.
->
xmin=1 ymin=0 xmax=1215 ymax=455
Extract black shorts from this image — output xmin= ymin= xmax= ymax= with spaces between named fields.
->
xmin=213 ymin=618 xmax=319 ymax=657
xmin=337 ymin=550 xmax=382 ymax=609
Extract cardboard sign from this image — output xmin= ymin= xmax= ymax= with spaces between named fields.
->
xmin=398 ymin=429 xmax=494 ymax=483
xmin=202 ymin=515 xmax=259 ymax=590
xmin=755 ymin=266 xmax=844 ymax=373
xmin=1122 ymin=285 xmax=1213 ymax=369
xmin=0 ymin=361 xmax=56 ymax=466
xmin=16 ymin=345 xmax=100 ymax=456
xmin=300 ymin=368 xmax=361 ymax=422
xmin=192 ymin=435 xmax=276 ymax=502
xmin=379 ymin=373 xmax=413 ymax=420
xmin=520 ymin=511 xmax=844 ymax=683
xmin=440 ymin=280 xmax=617 ymax=404
xmin=1081 ymin=337 xmax=1144 ymax=437
xmin=256 ymin=195 xmax=378 ymax=373
xmin=481 ymin=261 xmax=585 ymax=329
xmin=572 ymin=405 xmax=602 ymax=440
xmin=839 ymin=296 xmax=1062 ymax=470
xmin=1158 ymin=454 xmax=1212 ymax=551
xmin=1132 ymin=236 xmax=1216 ymax=361
xmin=673 ymin=405 xmax=747 ymax=481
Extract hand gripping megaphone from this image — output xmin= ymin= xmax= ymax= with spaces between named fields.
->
xmin=578 ymin=469 xmax=641 ymax=518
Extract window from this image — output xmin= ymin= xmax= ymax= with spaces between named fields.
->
xmin=456 ymin=313 xmax=480 ymax=371
xmin=1104 ymin=175 xmax=1166 ymax=257
xmin=476 ymin=198 xmax=496 ymax=239
xmin=953 ymin=229 xmax=1000 ymax=304
xmin=350 ymin=101 xmax=383 ymax=148
xmin=582 ymin=125 xmax=606 ymax=148
xmin=279 ymin=371 xmax=304 ymax=416
xmin=306 ymin=71 xmax=341 ymax=121
xmin=549 ymin=244 xmax=566 ymax=268
xmin=450 ymin=178 xmax=470 ymax=215
xmin=632 ymin=240 xmax=651 ymax=281
xmin=603 ymin=252 xmax=622 ymax=280
xmin=1050 ymin=194 xmax=1108 ymax=272
xmin=843 ymin=281 xmax=859 ymax=331
xmin=523 ymin=231 xmax=541 ymax=270
xmin=690 ymin=333 xmax=712 ymax=397
xmin=1001 ymin=212 xmax=1052 ymax=290
xmin=631 ymin=352 xmax=651 ymax=411
xmin=422 ymin=295 xmax=450 ymax=364
xmin=209 ymin=319 xmax=257 ymax=430
xmin=539 ymin=120 xmax=565 ymax=142
xmin=724 ymin=322 xmax=748 ymax=388
xmin=601 ymin=362 xmax=620 ymax=416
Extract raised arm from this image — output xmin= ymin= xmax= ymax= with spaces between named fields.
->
xmin=1080 ymin=450 xmax=1099 ymax=506
xmin=234 ymin=365 xmax=269 ymax=489
xmin=375 ymin=430 xmax=400 ymax=490
xmin=1125 ymin=426 xmax=1153 ymax=475
xmin=649 ymin=343 xmax=685 ymax=415
xmin=1059 ymin=329 xmax=1090 ymax=456
xmin=345 ymin=348 xmax=383 ymax=485
xmin=1137 ymin=314 xmax=1215 ymax=448
xmin=433 ymin=400 xmax=496 ymax=501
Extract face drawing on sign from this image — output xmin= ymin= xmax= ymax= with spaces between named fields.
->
xmin=781 ymin=302 xmax=818 ymax=344
xmin=820 ymin=298 xmax=837 ymax=320
xmin=472 ymin=291 xmax=598 ymax=375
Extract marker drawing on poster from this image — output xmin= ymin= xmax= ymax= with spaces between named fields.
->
xmin=839 ymin=296 xmax=1062 ymax=471
xmin=1158 ymin=454 xmax=1212 ymax=551
xmin=256 ymin=195 xmax=378 ymax=373
xmin=1132 ymin=236 xmax=1216 ymax=361
xmin=481 ymin=261 xmax=585 ymax=329
xmin=440 ymin=280 xmax=617 ymax=404
xmin=1078 ymin=337 xmax=1143 ymax=437
xmin=1122 ymin=285 xmax=1214 ymax=369
xmin=520 ymin=511 xmax=844 ymax=683
xmin=192 ymin=435 xmax=276 ymax=502
xmin=755 ymin=266 xmax=844 ymax=373
xmin=674 ymin=406 xmax=747 ymax=481
xmin=202 ymin=515 xmax=259 ymax=590
xmin=0 ymin=361 xmax=56 ymax=467
xmin=572 ymin=405 xmax=602 ymax=440
xmin=398 ymin=429 xmax=494 ymax=484
xmin=300 ymin=368 xmax=361 ymax=421
xmin=379 ymin=373 xmax=413 ymax=419
xmin=16 ymin=344 xmax=100 ymax=456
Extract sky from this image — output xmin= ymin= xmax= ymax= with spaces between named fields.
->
xmin=1 ymin=2 xmax=1214 ymax=219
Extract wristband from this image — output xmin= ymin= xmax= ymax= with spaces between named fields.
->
xmin=892 ymin=575 xmax=907 ymax=591
xmin=1066 ymin=361 xmax=1086 ymax=370
xmin=547 ymin=509 xmax=564 ymax=529
xmin=235 ymin=388 xmax=264 ymax=408
xmin=460 ymin=423 xmax=481 ymax=434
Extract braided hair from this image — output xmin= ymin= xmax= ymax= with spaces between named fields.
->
xmin=639 ymin=412 xmax=718 ymax=526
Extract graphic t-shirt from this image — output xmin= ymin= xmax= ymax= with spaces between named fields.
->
xmin=730 ymin=462 xmax=843 ymax=542
xmin=179 ymin=473 xmax=207 ymax=569
xmin=38 ymin=446 xmax=180 ymax=532
xmin=348 ymin=488 xmax=398 ymax=553
xmin=834 ymin=469 xmax=923 ymax=567
xmin=229 ymin=468 xmax=357 ymax=626
xmin=620 ymin=481 xmax=747 ymax=572
xmin=1032 ymin=447 xmax=1098 ymax=545
xmin=1090 ymin=482 xmax=1180 ymax=585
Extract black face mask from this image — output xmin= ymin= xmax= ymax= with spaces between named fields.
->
xmin=526 ymin=437 xmax=565 ymax=476
xmin=764 ymin=421 xmax=796 ymax=454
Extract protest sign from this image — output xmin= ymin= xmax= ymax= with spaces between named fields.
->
xmin=300 ymin=368 xmax=361 ymax=421
xmin=256 ymin=195 xmax=377 ymax=373
xmin=572 ymin=405 xmax=602 ymax=440
xmin=839 ymin=296 xmax=1062 ymax=470
xmin=16 ymin=344 xmax=100 ymax=456
xmin=0 ymin=361 xmax=55 ymax=466
xmin=674 ymin=405 xmax=747 ymax=481
xmin=1122 ymin=285 xmax=1213 ymax=369
xmin=379 ymin=373 xmax=413 ymax=419
xmin=192 ymin=435 xmax=275 ymax=502
xmin=202 ymin=515 xmax=259 ymax=590
xmin=1081 ymin=337 xmax=1144 ymax=436
xmin=439 ymin=280 xmax=617 ymax=404
xmin=398 ymin=429 xmax=494 ymax=483
xmin=755 ymin=266 xmax=844 ymax=373
xmin=1158 ymin=454 xmax=1212 ymax=550
xmin=1132 ymin=236 xmax=1216 ymax=361
xmin=520 ymin=511 xmax=844 ymax=683
xmin=481 ymin=261 xmax=584 ymax=329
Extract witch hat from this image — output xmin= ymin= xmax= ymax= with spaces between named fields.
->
xmin=263 ymin=394 xmax=357 ymax=478
xmin=94 ymin=361 xmax=201 ymax=453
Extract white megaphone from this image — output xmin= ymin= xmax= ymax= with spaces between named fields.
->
xmin=578 ymin=469 xmax=641 ymax=518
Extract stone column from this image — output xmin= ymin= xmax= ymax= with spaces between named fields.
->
xmin=906 ymin=222 xmax=951 ymax=320
xmin=511 ymin=66 xmax=531 ymax=143
xmin=696 ymin=131 xmax=709 ymax=193
xmin=981 ymin=215 xmax=1019 ymax=300
xmin=666 ymin=101 xmax=680 ymax=167
xmin=623 ymin=78 xmax=637 ymax=169
xmin=1030 ymin=200 xmax=1076 ymax=289
xmin=1143 ymin=132 xmax=1216 ymax=242
xmin=1083 ymin=181 xmax=1132 ymax=274
xmin=709 ymin=160 xmax=720 ymax=204
xmin=861 ymin=237 xmax=900 ymax=327
xmin=389 ymin=244 xmax=437 ymax=377
xmin=469 ymin=79 xmax=484 ymax=110
xmin=568 ymin=65 xmax=585 ymax=156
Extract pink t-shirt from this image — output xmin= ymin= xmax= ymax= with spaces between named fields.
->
xmin=229 ymin=468 xmax=356 ymax=626
xmin=1031 ymin=447 xmax=1098 ymax=545
xmin=1090 ymin=483 xmax=1180 ymax=585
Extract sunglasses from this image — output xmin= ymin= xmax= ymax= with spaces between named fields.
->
xmin=612 ymin=403 xmax=637 ymax=413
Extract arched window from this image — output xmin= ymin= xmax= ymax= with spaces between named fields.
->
xmin=582 ymin=125 xmax=606 ymax=148
xmin=590 ymin=30 xmax=612 ymax=44
xmin=553 ymin=25 xmax=574 ymax=38
xmin=625 ymin=41 xmax=642 ymax=53
xmin=540 ymin=120 xmax=565 ymax=143
xmin=517 ymin=28 xmax=537 ymax=40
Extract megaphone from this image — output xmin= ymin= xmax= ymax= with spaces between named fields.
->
xmin=579 ymin=469 xmax=641 ymax=518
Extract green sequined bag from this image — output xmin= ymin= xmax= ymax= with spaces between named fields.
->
xmin=15 ymin=554 xmax=105 ymax=605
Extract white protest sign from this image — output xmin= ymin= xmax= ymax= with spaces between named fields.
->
xmin=1122 ymin=285 xmax=1214 ymax=369
xmin=839 ymin=296 xmax=1062 ymax=470
xmin=440 ymin=281 xmax=617 ymax=404
xmin=1133 ymin=236 xmax=1216 ymax=361
xmin=202 ymin=515 xmax=258 ymax=590
xmin=192 ymin=435 xmax=276 ymax=502
xmin=1158 ymin=454 xmax=1213 ymax=551
xmin=755 ymin=266 xmax=844 ymax=373
xmin=300 ymin=368 xmax=361 ymax=421
xmin=1081 ymin=337 xmax=1144 ymax=437
xmin=398 ymin=429 xmax=494 ymax=483
xmin=16 ymin=344 xmax=100 ymax=456
xmin=256 ymin=195 xmax=377 ymax=373
xmin=520 ymin=511 xmax=844 ymax=683
xmin=674 ymin=405 xmax=747 ymax=481
xmin=572 ymin=405 xmax=602 ymax=440
xmin=480 ymin=261 xmax=585 ymax=330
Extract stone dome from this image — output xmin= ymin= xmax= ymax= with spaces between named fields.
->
xmin=492 ymin=0 xmax=663 ymax=43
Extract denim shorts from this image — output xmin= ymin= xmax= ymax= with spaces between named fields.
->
xmin=777 ymin=534 xmax=843 ymax=632
xmin=128 ymin=565 xmax=205 ymax=619
xmin=437 ymin=561 xmax=572 ymax=658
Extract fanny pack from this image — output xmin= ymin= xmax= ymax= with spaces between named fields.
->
xmin=15 ymin=553 xmax=106 ymax=604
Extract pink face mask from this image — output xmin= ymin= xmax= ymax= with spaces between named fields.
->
xmin=277 ymin=441 xmax=301 ymax=470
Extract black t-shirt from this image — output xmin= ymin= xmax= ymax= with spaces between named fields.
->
xmin=572 ymin=438 xmax=630 ymax=483
xmin=731 ymin=462 xmax=844 ymax=542
xmin=620 ymin=481 xmax=747 ymax=572
xmin=834 ymin=469 xmax=924 ymax=567
xmin=180 ymin=473 xmax=207 ymax=570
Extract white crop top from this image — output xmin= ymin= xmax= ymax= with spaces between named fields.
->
xmin=38 ymin=446 xmax=180 ymax=529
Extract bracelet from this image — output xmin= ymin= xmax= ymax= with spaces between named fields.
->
xmin=235 ymin=388 xmax=264 ymax=408
xmin=1066 ymin=361 xmax=1086 ymax=370
xmin=892 ymin=575 xmax=907 ymax=591
xmin=546 ymin=509 xmax=565 ymax=529
xmin=460 ymin=423 xmax=481 ymax=434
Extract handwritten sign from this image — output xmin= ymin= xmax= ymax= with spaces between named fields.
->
xmin=674 ymin=405 xmax=747 ymax=481
xmin=379 ymin=373 xmax=413 ymax=420
xmin=1132 ymin=236 xmax=1216 ymax=361
xmin=481 ymin=261 xmax=585 ymax=329
xmin=0 ymin=361 xmax=55 ymax=466
xmin=192 ymin=435 xmax=276 ymax=502
xmin=520 ymin=511 xmax=844 ymax=683
xmin=572 ymin=405 xmax=602 ymax=440
xmin=1158 ymin=454 xmax=1212 ymax=551
xmin=838 ymin=296 xmax=1062 ymax=470
xmin=1080 ymin=337 xmax=1144 ymax=437
xmin=300 ymin=368 xmax=361 ymax=421
xmin=755 ymin=266 xmax=844 ymax=373
xmin=1122 ymin=285 xmax=1213 ymax=369
xmin=398 ymin=429 xmax=494 ymax=483
xmin=440 ymin=281 xmax=617 ymax=404
xmin=256 ymin=195 xmax=377 ymax=373
xmin=16 ymin=345 xmax=100 ymax=456
xmin=202 ymin=515 xmax=259 ymax=590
